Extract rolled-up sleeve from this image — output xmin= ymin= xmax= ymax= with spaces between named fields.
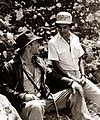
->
xmin=48 ymin=42 xmax=59 ymax=61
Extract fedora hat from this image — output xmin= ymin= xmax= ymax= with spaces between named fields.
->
xmin=56 ymin=12 xmax=72 ymax=24
xmin=15 ymin=30 xmax=42 ymax=50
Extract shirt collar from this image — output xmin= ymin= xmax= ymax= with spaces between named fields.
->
xmin=57 ymin=31 xmax=71 ymax=44
xmin=20 ymin=56 xmax=26 ymax=65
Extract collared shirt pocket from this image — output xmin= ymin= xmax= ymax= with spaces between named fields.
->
xmin=57 ymin=47 xmax=71 ymax=61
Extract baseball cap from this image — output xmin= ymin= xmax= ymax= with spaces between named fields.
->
xmin=56 ymin=12 xmax=72 ymax=24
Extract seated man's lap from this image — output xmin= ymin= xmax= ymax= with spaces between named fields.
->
xmin=20 ymin=100 xmax=46 ymax=120
xmin=45 ymin=89 xmax=72 ymax=112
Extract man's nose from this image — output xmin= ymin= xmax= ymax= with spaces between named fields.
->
xmin=38 ymin=46 xmax=48 ymax=54
xmin=60 ymin=27 xmax=65 ymax=32
xmin=38 ymin=46 xmax=44 ymax=52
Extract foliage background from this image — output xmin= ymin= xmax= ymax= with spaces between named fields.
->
xmin=0 ymin=0 xmax=100 ymax=39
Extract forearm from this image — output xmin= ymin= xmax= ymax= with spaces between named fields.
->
xmin=61 ymin=77 xmax=73 ymax=82
xmin=52 ymin=60 xmax=81 ymax=83
xmin=46 ymin=66 xmax=74 ymax=87
xmin=52 ymin=60 xmax=71 ymax=77
xmin=79 ymin=58 xmax=85 ymax=77
xmin=61 ymin=77 xmax=74 ymax=86
xmin=0 ymin=83 xmax=26 ymax=103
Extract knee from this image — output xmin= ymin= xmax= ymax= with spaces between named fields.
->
xmin=73 ymin=90 xmax=82 ymax=101
xmin=28 ymin=100 xmax=46 ymax=114
xmin=32 ymin=102 xmax=43 ymax=111
xmin=21 ymin=101 xmax=46 ymax=120
xmin=69 ymin=91 xmax=82 ymax=104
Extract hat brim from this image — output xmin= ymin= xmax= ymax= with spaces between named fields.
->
xmin=16 ymin=36 xmax=43 ymax=52
xmin=24 ymin=36 xmax=42 ymax=48
xmin=56 ymin=21 xmax=72 ymax=24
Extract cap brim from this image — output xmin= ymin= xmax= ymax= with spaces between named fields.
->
xmin=56 ymin=21 xmax=72 ymax=24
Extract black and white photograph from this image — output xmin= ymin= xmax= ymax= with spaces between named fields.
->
xmin=0 ymin=0 xmax=100 ymax=120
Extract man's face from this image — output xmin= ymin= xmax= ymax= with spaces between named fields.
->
xmin=30 ymin=40 xmax=40 ymax=55
xmin=57 ymin=24 xmax=70 ymax=38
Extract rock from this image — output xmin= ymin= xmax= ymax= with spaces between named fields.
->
xmin=0 ymin=94 xmax=22 ymax=120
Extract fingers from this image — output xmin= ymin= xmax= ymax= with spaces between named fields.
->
xmin=72 ymin=88 xmax=76 ymax=94
xmin=46 ymin=67 xmax=52 ymax=73
xmin=80 ymin=79 xmax=86 ymax=87
xmin=71 ymin=82 xmax=76 ymax=94
xmin=25 ymin=94 xmax=37 ymax=102
xmin=78 ymin=87 xmax=84 ymax=97
xmin=72 ymin=81 xmax=84 ymax=97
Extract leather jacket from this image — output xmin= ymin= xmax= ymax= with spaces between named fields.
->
xmin=1 ymin=55 xmax=27 ymax=111
xmin=0 ymin=54 xmax=47 ymax=111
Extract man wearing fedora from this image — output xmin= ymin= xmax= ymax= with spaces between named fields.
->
xmin=48 ymin=11 xmax=100 ymax=119
xmin=1 ymin=29 xmax=92 ymax=120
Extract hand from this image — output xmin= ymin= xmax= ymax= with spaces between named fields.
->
xmin=74 ymin=78 xmax=81 ymax=83
xmin=24 ymin=94 xmax=38 ymax=102
xmin=72 ymin=76 xmax=86 ymax=87
xmin=71 ymin=81 xmax=84 ymax=97
xmin=46 ymin=67 xmax=52 ymax=73
xmin=80 ymin=76 xmax=86 ymax=87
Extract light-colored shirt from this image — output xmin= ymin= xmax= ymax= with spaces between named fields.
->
xmin=21 ymin=58 xmax=41 ymax=95
xmin=48 ymin=32 xmax=84 ymax=70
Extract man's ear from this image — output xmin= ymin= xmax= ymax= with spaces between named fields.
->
xmin=28 ymin=44 xmax=32 ymax=48
xmin=25 ymin=44 xmax=31 ymax=51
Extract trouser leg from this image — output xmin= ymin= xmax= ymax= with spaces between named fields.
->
xmin=20 ymin=100 xmax=46 ymax=120
xmin=83 ymin=78 xmax=100 ymax=107
xmin=70 ymin=92 xmax=92 ymax=120
xmin=69 ymin=70 xmax=100 ymax=107
xmin=45 ymin=89 xmax=91 ymax=120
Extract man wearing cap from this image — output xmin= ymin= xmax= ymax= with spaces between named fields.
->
xmin=1 ymin=29 xmax=92 ymax=120
xmin=48 ymin=11 xmax=100 ymax=119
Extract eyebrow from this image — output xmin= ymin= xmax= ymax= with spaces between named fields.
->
xmin=57 ymin=25 xmax=69 ymax=28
